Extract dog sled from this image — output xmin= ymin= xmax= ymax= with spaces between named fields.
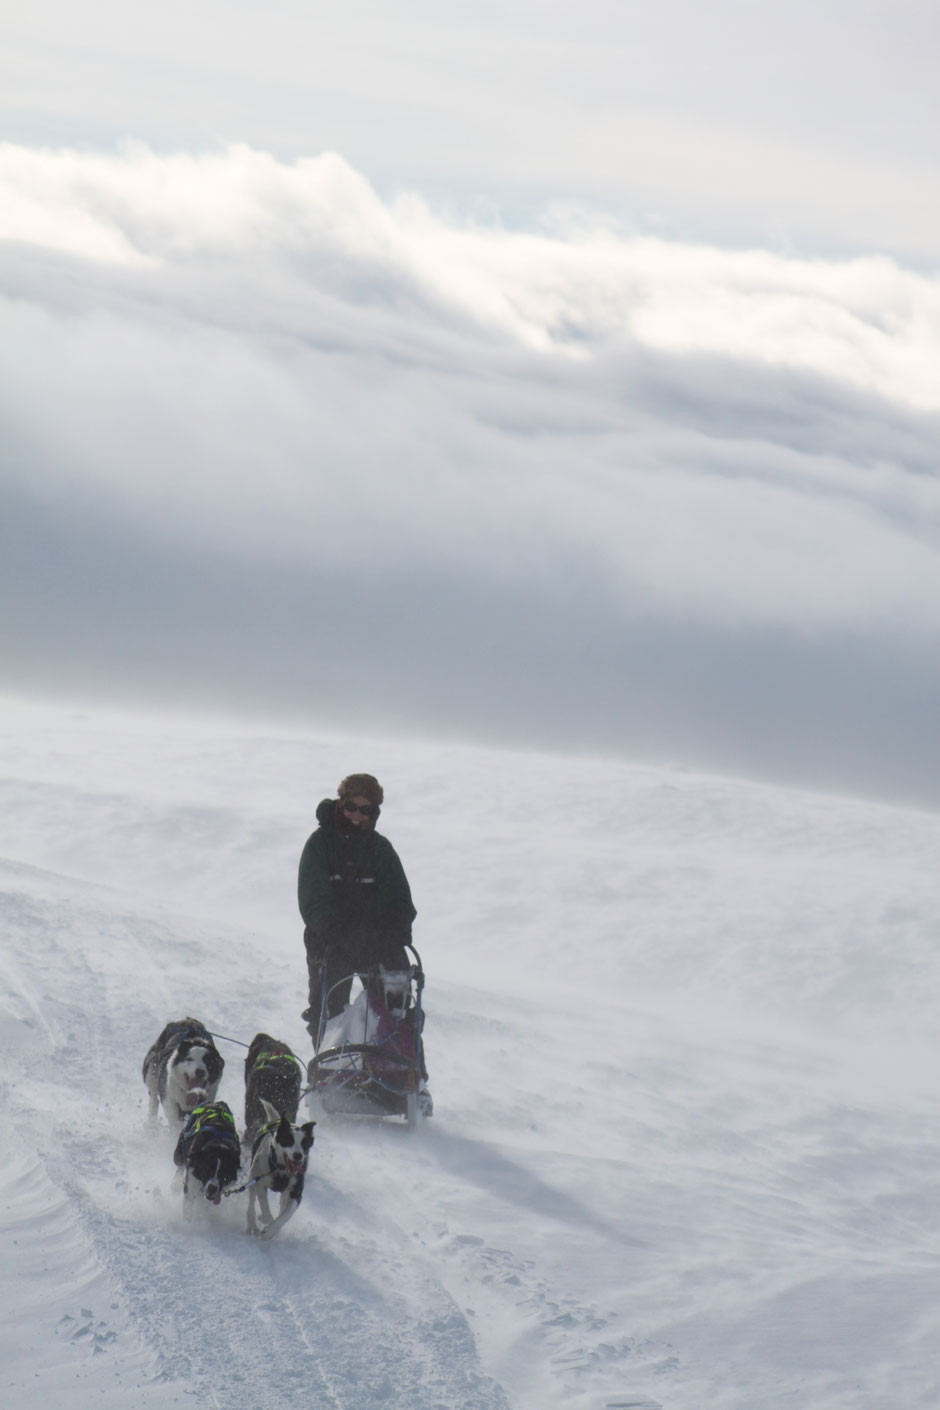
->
xmin=306 ymin=945 xmax=427 ymax=1127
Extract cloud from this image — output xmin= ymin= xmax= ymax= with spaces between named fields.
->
xmin=3 ymin=143 xmax=939 ymax=400
xmin=2 ymin=142 xmax=940 ymax=805
xmin=4 ymin=2 xmax=940 ymax=259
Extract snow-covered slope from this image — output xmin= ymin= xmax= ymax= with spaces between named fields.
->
xmin=3 ymin=696 xmax=940 ymax=1410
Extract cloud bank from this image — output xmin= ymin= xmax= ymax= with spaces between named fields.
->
xmin=2 ymin=143 xmax=940 ymax=805
xmin=5 ymin=1 xmax=940 ymax=261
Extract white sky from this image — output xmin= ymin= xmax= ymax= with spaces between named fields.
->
xmin=2 ymin=3 xmax=939 ymax=806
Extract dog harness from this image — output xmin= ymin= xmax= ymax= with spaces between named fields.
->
xmin=250 ymin=1119 xmax=280 ymax=1159
xmin=253 ymin=1049 xmax=301 ymax=1074
xmin=182 ymin=1101 xmax=238 ymax=1150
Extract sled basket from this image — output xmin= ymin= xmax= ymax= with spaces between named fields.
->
xmin=307 ymin=949 xmax=425 ymax=1124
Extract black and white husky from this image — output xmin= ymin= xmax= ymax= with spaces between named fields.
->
xmin=173 ymin=1100 xmax=242 ymax=1208
xmin=245 ymin=1099 xmax=316 ymax=1240
xmin=243 ymin=1032 xmax=303 ymax=1145
xmin=142 ymin=1017 xmax=225 ymax=1124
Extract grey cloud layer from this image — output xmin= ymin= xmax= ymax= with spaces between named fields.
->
xmin=2 ymin=146 xmax=940 ymax=805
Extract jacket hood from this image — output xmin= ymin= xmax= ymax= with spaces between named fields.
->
xmin=316 ymin=797 xmax=377 ymax=835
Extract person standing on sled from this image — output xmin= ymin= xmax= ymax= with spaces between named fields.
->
xmin=298 ymin=773 xmax=431 ymax=1113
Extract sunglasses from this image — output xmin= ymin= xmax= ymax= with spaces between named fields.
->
xmin=342 ymin=800 xmax=375 ymax=817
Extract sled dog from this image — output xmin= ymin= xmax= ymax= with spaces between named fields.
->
xmin=245 ymin=1099 xmax=316 ymax=1240
xmin=142 ymin=1017 xmax=225 ymax=1124
xmin=173 ymin=1101 xmax=241 ymax=1208
xmin=243 ymin=1032 xmax=303 ymax=1144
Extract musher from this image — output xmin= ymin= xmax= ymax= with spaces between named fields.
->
xmin=298 ymin=773 xmax=431 ymax=1113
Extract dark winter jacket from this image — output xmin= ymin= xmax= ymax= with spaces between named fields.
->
xmin=298 ymin=799 xmax=416 ymax=970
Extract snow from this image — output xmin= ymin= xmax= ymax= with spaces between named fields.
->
xmin=3 ymin=693 xmax=940 ymax=1410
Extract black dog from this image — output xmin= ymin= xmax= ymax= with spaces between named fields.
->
xmin=173 ymin=1101 xmax=242 ymax=1208
xmin=143 ymin=1017 xmax=225 ymax=1125
xmin=244 ymin=1033 xmax=303 ymax=1144
xmin=245 ymin=1100 xmax=316 ymax=1240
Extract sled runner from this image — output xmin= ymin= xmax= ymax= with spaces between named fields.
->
xmin=306 ymin=945 xmax=426 ymax=1127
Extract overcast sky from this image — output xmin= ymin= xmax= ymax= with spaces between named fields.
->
xmin=2 ymin=3 xmax=940 ymax=806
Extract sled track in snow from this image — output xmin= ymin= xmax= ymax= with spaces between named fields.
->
xmin=32 ymin=1113 xmax=513 ymax=1410
xmin=54 ymin=1116 xmax=514 ymax=1410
